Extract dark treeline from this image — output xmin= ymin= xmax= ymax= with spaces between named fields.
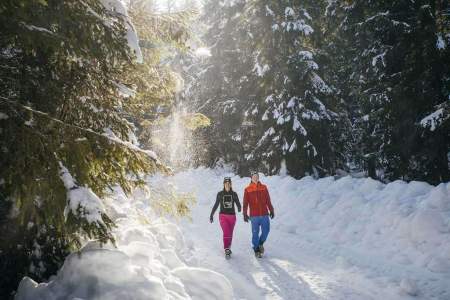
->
xmin=185 ymin=0 xmax=450 ymax=184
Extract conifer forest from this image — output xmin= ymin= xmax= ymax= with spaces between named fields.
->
xmin=0 ymin=1 xmax=449 ymax=299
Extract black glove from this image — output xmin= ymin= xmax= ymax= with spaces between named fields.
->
xmin=243 ymin=214 xmax=249 ymax=222
xmin=210 ymin=215 xmax=213 ymax=223
xmin=270 ymin=211 xmax=274 ymax=219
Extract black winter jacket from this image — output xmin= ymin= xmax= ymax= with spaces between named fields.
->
xmin=210 ymin=190 xmax=241 ymax=217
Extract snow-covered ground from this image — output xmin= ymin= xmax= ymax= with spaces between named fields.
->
xmin=16 ymin=168 xmax=450 ymax=299
xmin=163 ymin=168 xmax=450 ymax=300
xmin=16 ymin=182 xmax=233 ymax=300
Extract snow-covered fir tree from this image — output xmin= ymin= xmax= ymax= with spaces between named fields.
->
xmin=186 ymin=0 xmax=254 ymax=172
xmin=192 ymin=0 xmax=345 ymax=177
xmin=337 ymin=0 xmax=450 ymax=183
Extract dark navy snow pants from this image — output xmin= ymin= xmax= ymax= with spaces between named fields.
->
xmin=250 ymin=215 xmax=270 ymax=250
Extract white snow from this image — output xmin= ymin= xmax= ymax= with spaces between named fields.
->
xmin=310 ymin=72 xmax=332 ymax=94
xmin=293 ymin=116 xmax=308 ymax=136
xmin=287 ymin=96 xmax=298 ymax=108
xmin=282 ymin=20 xmax=313 ymax=35
xmin=364 ymin=11 xmax=390 ymax=23
xmin=100 ymin=0 xmax=143 ymax=63
xmin=194 ymin=47 xmax=212 ymax=57
xmin=372 ymin=51 xmax=387 ymax=67
xmin=298 ymin=50 xmax=314 ymax=60
xmin=256 ymin=127 xmax=275 ymax=147
xmin=420 ymin=108 xmax=445 ymax=131
xmin=265 ymin=5 xmax=275 ymax=17
xmin=400 ymin=279 xmax=419 ymax=296
xmin=253 ymin=61 xmax=270 ymax=77
xmin=285 ymin=7 xmax=295 ymax=18
xmin=264 ymin=94 xmax=274 ymax=103
xmin=436 ymin=35 xmax=446 ymax=50
xmin=102 ymin=127 xmax=159 ymax=160
xmin=16 ymin=183 xmax=234 ymax=300
xmin=301 ymin=110 xmax=320 ymax=121
xmin=113 ymin=81 xmax=136 ymax=98
xmin=167 ymin=168 xmax=450 ymax=300
xmin=288 ymin=139 xmax=297 ymax=152
xmin=59 ymin=162 xmax=106 ymax=225
xmin=16 ymin=168 xmax=450 ymax=300
xmin=303 ymin=10 xmax=312 ymax=20
xmin=21 ymin=23 xmax=54 ymax=35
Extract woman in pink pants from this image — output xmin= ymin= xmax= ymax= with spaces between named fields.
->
xmin=210 ymin=177 xmax=241 ymax=259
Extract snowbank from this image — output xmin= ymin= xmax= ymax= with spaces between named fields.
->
xmin=16 ymin=185 xmax=233 ymax=300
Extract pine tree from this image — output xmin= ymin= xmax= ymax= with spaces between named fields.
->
xmin=187 ymin=0 xmax=253 ymax=172
xmin=243 ymin=1 xmax=341 ymax=178
xmin=0 ymin=0 xmax=184 ymax=297
xmin=339 ymin=0 xmax=450 ymax=183
xmin=192 ymin=0 xmax=344 ymax=177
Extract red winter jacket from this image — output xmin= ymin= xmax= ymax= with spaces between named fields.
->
xmin=243 ymin=182 xmax=274 ymax=217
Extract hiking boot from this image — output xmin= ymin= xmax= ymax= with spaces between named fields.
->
xmin=254 ymin=249 xmax=262 ymax=258
xmin=225 ymin=248 xmax=232 ymax=259
xmin=259 ymin=243 xmax=264 ymax=255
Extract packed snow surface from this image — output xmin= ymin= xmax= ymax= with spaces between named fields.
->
xmin=16 ymin=168 xmax=450 ymax=299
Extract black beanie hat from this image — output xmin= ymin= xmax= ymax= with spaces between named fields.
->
xmin=250 ymin=170 xmax=259 ymax=177
xmin=223 ymin=177 xmax=232 ymax=183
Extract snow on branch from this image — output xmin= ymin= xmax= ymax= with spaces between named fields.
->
xmin=310 ymin=72 xmax=332 ymax=94
xmin=0 ymin=96 xmax=162 ymax=164
xmin=420 ymin=106 xmax=449 ymax=131
xmin=20 ymin=23 xmax=54 ymax=35
xmin=436 ymin=34 xmax=446 ymax=50
xmin=59 ymin=162 xmax=106 ymax=225
xmin=93 ymin=0 xmax=143 ymax=63
xmin=102 ymin=127 xmax=159 ymax=160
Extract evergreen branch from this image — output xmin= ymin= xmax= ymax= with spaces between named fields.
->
xmin=0 ymin=96 xmax=167 ymax=170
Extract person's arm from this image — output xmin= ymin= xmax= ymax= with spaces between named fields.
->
xmin=265 ymin=187 xmax=274 ymax=218
xmin=243 ymin=189 xmax=249 ymax=222
xmin=234 ymin=192 xmax=241 ymax=212
xmin=210 ymin=192 xmax=220 ymax=222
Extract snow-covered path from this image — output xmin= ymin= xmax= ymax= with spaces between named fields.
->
xmin=166 ymin=168 xmax=450 ymax=300
xmin=179 ymin=188 xmax=399 ymax=299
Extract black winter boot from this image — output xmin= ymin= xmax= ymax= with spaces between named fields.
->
xmin=259 ymin=243 xmax=264 ymax=255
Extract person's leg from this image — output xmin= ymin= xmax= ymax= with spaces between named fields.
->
xmin=221 ymin=214 xmax=236 ymax=249
xmin=228 ymin=214 xmax=237 ymax=248
xmin=219 ymin=214 xmax=231 ymax=249
xmin=250 ymin=216 xmax=261 ymax=251
xmin=223 ymin=214 xmax=235 ymax=249
xmin=259 ymin=215 xmax=271 ymax=245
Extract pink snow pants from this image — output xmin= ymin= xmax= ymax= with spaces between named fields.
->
xmin=219 ymin=213 xmax=236 ymax=249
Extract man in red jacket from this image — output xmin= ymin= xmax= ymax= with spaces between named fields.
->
xmin=243 ymin=171 xmax=275 ymax=258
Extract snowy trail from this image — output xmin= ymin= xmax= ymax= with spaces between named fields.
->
xmin=164 ymin=169 xmax=447 ymax=300
xmin=180 ymin=195 xmax=400 ymax=300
